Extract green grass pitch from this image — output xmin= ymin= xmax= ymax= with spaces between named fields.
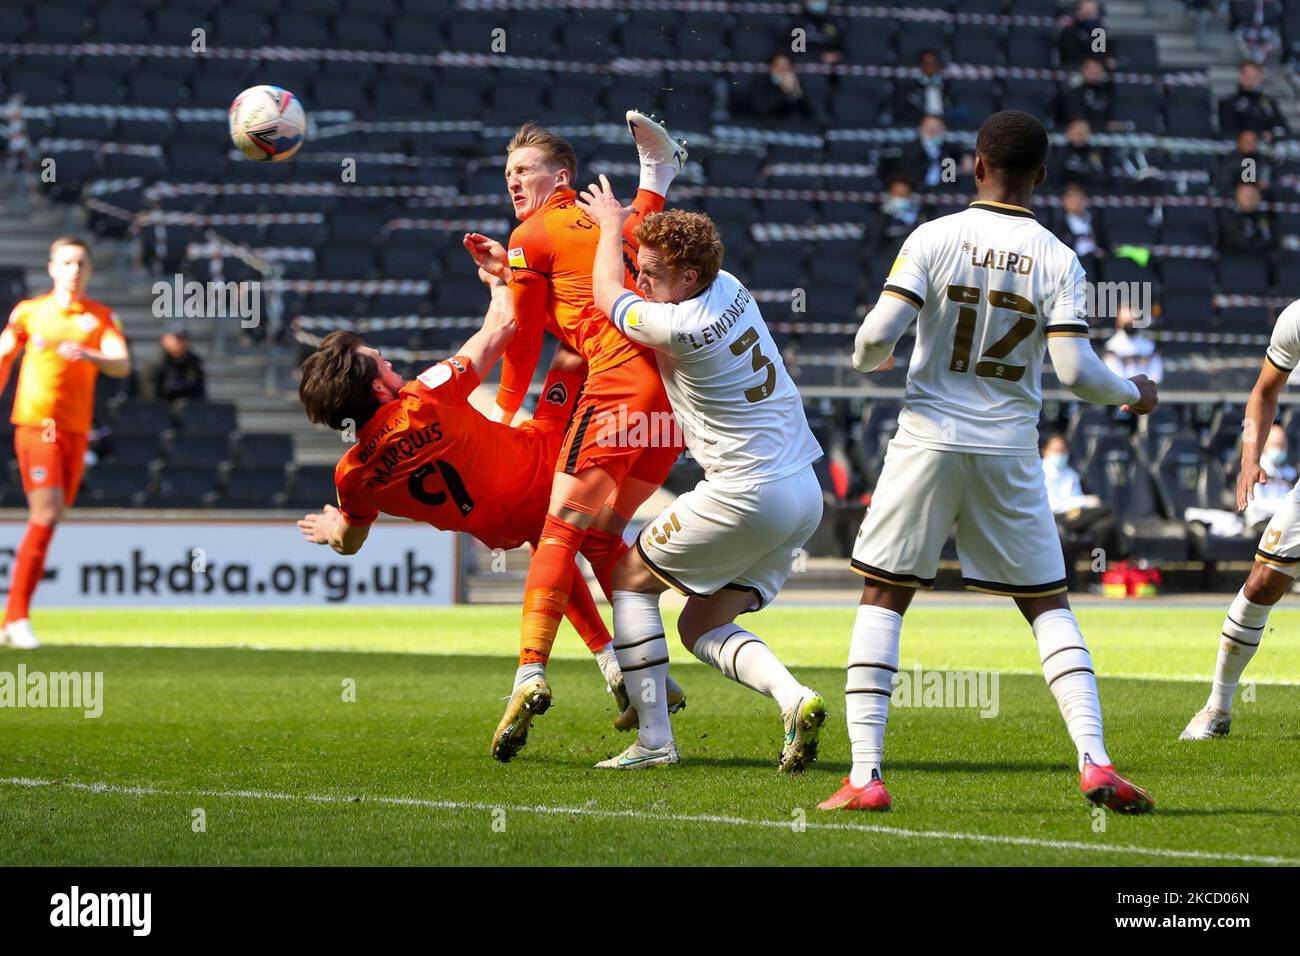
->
xmin=1 ymin=605 xmax=1297 ymax=866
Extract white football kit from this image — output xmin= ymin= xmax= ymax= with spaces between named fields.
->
xmin=852 ymin=200 xmax=1093 ymax=595
xmin=1253 ymin=298 xmax=1300 ymax=577
xmin=610 ymin=270 xmax=823 ymax=608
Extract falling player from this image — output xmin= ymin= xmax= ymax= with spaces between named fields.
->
xmin=296 ymin=271 xmax=684 ymax=727
xmin=576 ymin=176 xmax=826 ymax=771
xmin=461 ymin=113 xmax=689 ymax=761
xmin=0 ymin=237 xmax=131 ymax=649
xmin=819 ymin=111 xmax=1158 ymax=813
xmin=1180 ymin=297 xmax=1300 ymax=740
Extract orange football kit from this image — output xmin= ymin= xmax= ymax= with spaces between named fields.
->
xmin=332 ymin=355 xmax=613 ymax=654
xmin=4 ymin=292 xmax=125 ymax=626
xmin=500 ymin=187 xmax=684 ymax=667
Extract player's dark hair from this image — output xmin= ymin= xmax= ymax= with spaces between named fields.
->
xmin=975 ymin=110 xmax=1049 ymax=185
xmin=506 ymin=121 xmax=577 ymax=186
xmin=299 ymin=330 xmax=382 ymax=431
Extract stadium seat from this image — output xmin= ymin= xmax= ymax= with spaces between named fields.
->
xmin=1110 ymin=82 xmax=1163 ymax=133
xmin=147 ymin=465 xmax=222 ymax=508
xmin=1116 ymin=35 xmax=1160 ymax=72
xmin=285 ymin=464 xmax=341 ymax=511
xmin=729 ymin=15 xmax=785 ymax=61
xmin=1004 ymin=28 xmax=1055 ymax=70
xmin=80 ymin=463 xmax=148 ymax=508
xmin=842 ymin=19 xmax=897 ymax=65
xmin=617 ymin=12 xmax=678 ymax=58
xmin=1218 ymin=255 xmax=1272 ymax=297
xmin=175 ymin=401 xmax=238 ymax=435
xmin=115 ymin=401 xmax=177 ymax=435
xmin=947 ymin=80 xmax=1000 ymax=130
xmin=1165 ymin=86 xmax=1214 ymax=138
xmin=217 ymin=464 xmax=290 ymax=509
xmin=896 ymin=24 xmax=949 ymax=66
xmin=1218 ymin=305 xmax=1272 ymax=336
xmin=1160 ymin=206 xmax=1217 ymax=247
xmin=1205 ymin=402 xmax=1246 ymax=466
xmin=235 ymin=431 xmax=295 ymax=469
xmin=558 ymin=10 xmax=620 ymax=62
xmin=998 ymin=79 xmax=1057 ymax=124
xmin=107 ymin=433 xmax=166 ymax=468
xmin=831 ymin=77 xmax=890 ymax=128
xmin=951 ymin=26 xmax=1005 ymax=67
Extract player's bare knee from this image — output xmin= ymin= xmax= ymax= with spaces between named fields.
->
xmin=1244 ymin=563 xmax=1290 ymax=605
xmin=611 ymin=548 xmax=662 ymax=595
xmin=1015 ymin=592 xmax=1070 ymax=626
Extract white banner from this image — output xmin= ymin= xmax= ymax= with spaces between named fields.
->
xmin=0 ymin=520 xmax=458 ymax=606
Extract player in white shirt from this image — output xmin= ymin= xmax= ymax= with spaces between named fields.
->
xmin=819 ymin=111 xmax=1159 ymax=813
xmin=576 ymin=175 xmax=827 ymax=771
xmin=1181 ymin=297 xmax=1300 ymax=741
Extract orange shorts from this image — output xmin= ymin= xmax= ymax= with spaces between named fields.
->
xmin=555 ymin=350 xmax=683 ymax=487
xmin=13 ymin=424 xmax=88 ymax=505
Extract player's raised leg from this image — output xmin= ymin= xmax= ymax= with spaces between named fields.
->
xmin=625 ymin=110 xmax=687 ymax=204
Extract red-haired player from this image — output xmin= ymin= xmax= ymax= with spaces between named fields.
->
xmin=0 ymin=237 xmax=131 ymax=649
xmin=463 ymin=112 xmax=690 ymax=761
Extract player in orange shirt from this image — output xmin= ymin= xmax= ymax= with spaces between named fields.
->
xmin=462 ymin=113 xmax=690 ymax=760
xmin=296 ymin=270 xmax=685 ymax=727
xmin=0 ymin=236 xmax=131 ymax=649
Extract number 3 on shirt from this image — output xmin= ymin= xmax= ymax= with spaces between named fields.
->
xmin=730 ymin=326 xmax=775 ymax=402
xmin=946 ymin=285 xmax=1037 ymax=382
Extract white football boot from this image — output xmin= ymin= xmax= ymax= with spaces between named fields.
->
xmin=626 ymin=110 xmax=688 ymax=175
xmin=3 ymin=619 xmax=40 ymax=650
xmin=595 ymin=739 xmax=681 ymax=769
xmin=1179 ymin=706 xmax=1232 ymax=740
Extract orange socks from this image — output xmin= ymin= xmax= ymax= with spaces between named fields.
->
xmin=519 ymin=515 xmax=588 ymax=666
xmin=5 ymin=521 xmax=54 ymax=625
xmin=580 ymin=528 xmax=629 ymax=602
xmin=564 ymin=568 xmax=612 ymax=654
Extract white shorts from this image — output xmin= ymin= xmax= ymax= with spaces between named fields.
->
xmin=1256 ymin=483 xmax=1300 ymax=578
xmin=636 ymin=466 xmax=823 ymax=611
xmin=851 ymin=438 xmax=1068 ymax=596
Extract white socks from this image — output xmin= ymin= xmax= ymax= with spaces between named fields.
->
xmin=690 ymin=623 xmax=802 ymax=712
xmin=845 ymin=605 xmax=902 ymax=788
xmin=512 ymin=662 xmax=545 ymax=693
xmin=611 ymin=590 xmax=673 ymax=749
xmin=639 ymin=163 xmax=677 ymax=199
xmin=1209 ymin=588 xmax=1269 ymax=713
xmin=593 ymin=643 xmax=622 ymax=688
xmin=1033 ymin=608 xmax=1109 ymax=769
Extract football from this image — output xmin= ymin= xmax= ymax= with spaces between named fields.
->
xmin=228 ymin=84 xmax=306 ymax=162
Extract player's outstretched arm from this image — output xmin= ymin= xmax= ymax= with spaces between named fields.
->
xmin=298 ymin=504 xmax=369 ymax=555
xmin=852 ymin=294 xmax=917 ymax=373
xmin=453 ymin=272 xmax=517 ymax=379
xmin=1237 ymin=360 xmax=1290 ymax=511
xmin=1048 ymin=334 xmax=1152 ymax=411
xmin=576 ymin=174 xmax=636 ymax=321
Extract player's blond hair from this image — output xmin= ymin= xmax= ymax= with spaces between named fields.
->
xmin=506 ymin=121 xmax=577 ymax=184
xmin=634 ymin=210 xmax=724 ymax=292
xmin=49 ymin=236 xmax=90 ymax=261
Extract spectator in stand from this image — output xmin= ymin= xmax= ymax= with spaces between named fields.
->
xmin=1218 ymin=60 xmax=1290 ymax=142
xmin=1217 ymin=127 xmax=1273 ymax=197
xmin=1219 ymin=181 xmax=1277 ymax=255
xmin=1042 ymin=431 xmax=1118 ymax=589
xmin=1050 ymin=116 xmax=1112 ymax=190
xmin=1051 ymin=183 xmax=1107 ymax=280
xmin=868 ymin=175 xmax=928 ymax=260
xmin=1058 ymin=0 xmax=1117 ymax=69
xmin=1244 ymin=423 xmax=1298 ymax=528
xmin=893 ymin=49 xmax=961 ymax=128
xmin=148 ymin=322 xmax=206 ymax=402
xmin=1058 ymin=57 xmax=1122 ymax=132
xmin=890 ymin=114 xmax=971 ymax=190
xmin=1230 ymin=0 xmax=1284 ymax=64
xmin=1103 ymin=304 xmax=1164 ymax=385
xmin=797 ymin=0 xmax=845 ymax=64
xmin=738 ymin=52 xmax=818 ymax=122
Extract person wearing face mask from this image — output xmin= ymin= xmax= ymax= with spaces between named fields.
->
xmin=798 ymin=0 xmax=844 ymax=65
xmin=891 ymin=114 xmax=970 ymax=191
xmin=741 ymin=52 xmax=817 ymax=122
xmin=870 ymin=175 xmax=928 ymax=259
xmin=1103 ymin=304 xmax=1163 ymax=385
xmin=1058 ymin=0 xmax=1117 ymax=69
xmin=1051 ymin=183 xmax=1107 ymax=280
xmin=1244 ymin=423 xmax=1297 ymax=528
xmin=893 ymin=49 xmax=952 ymax=128
xmin=1042 ymin=432 xmax=1117 ymax=590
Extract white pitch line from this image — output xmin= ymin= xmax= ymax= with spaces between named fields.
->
xmin=2 ymin=776 xmax=1294 ymax=866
